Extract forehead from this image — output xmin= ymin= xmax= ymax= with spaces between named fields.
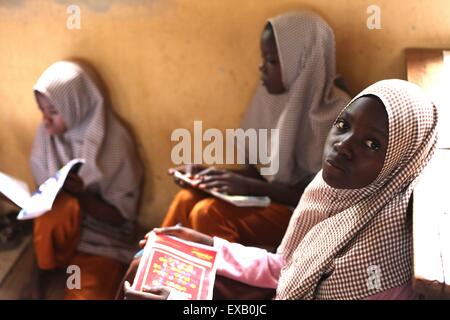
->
xmin=345 ymin=96 xmax=388 ymax=125
xmin=35 ymin=92 xmax=55 ymax=107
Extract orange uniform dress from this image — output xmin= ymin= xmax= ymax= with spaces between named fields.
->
xmin=33 ymin=193 xmax=126 ymax=300
xmin=162 ymin=188 xmax=293 ymax=248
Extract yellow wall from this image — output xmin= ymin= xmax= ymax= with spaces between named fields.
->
xmin=1 ymin=0 xmax=449 ymax=227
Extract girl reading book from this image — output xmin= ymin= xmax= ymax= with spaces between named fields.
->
xmin=124 ymin=79 xmax=437 ymax=300
xmin=162 ymin=11 xmax=351 ymax=248
xmin=25 ymin=61 xmax=143 ymax=300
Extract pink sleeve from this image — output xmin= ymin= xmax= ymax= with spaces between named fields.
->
xmin=364 ymin=281 xmax=419 ymax=300
xmin=213 ymin=237 xmax=285 ymax=289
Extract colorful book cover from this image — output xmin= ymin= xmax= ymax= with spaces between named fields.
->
xmin=132 ymin=232 xmax=218 ymax=300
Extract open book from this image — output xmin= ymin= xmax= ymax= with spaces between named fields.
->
xmin=132 ymin=232 xmax=218 ymax=300
xmin=173 ymin=170 xmax=271 ymax=207
xmin=0 ymin=158 xmax=85 ymax=220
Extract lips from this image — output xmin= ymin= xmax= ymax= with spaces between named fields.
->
xmin=325 ymin=158 xmax=346 ymax=173
xmin=261 ymin=73 xmax=268 ymax=82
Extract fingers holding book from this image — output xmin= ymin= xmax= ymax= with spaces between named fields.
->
xmin=62 ymin=172 xmax=84 ymax=196
xmin=197 ymin=170 xmax=251 ymax=195
xmin=152 ymin=224 xmax=214 ymax=247
xmin=123 ymin=281 xmax=171 ymax=300
xmin=168 ymin=164 xmax=207 ymax=188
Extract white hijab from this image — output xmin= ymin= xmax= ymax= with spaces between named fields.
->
xmin=241 ymin=11 xmax=350 ymax=186
xmin=31 ymin=61 xmax=143 ymax=220
xmin=276 ymin=79 xmax=438 ymax=299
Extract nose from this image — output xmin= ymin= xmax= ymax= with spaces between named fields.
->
xmin=43 ymin=114 xmax=52 ymax=125
xmin=259 ymin=62 xmax=266 ymax=73
xmin=333 ymin=135 xmax=353 ymax=160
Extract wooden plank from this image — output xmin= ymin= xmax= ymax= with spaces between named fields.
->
xmin=407 ymin=49 xmax=450 ymax=298
xmin=439 ymin=207 xmax=450 ymax=295
xmin=406 ymin=49 xmax=450 ymax=148
xmin=412 ymin=150 xmax=448 ymax=297
xmin=0 ymin=236 xmax=31 ymax=286
xmin=0 ymin=237 xmax=33 ymax=299
xmin=406 ymin=49 xmax=443 ymax=90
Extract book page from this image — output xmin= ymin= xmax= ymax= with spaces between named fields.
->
xmin=17 ymin=158 xmax=85 ymax=220
xmin=208 ymin=189 xmax=271 ymax=207
xmin=0 ymin=172 xmax=31 ymax=208
xmin=173 ymin=170 xmax=271 ymax=207
xmin=133 ymin=232 xmax=218 ymax=300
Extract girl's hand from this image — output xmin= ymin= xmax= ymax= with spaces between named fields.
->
xmin=62 ymin=173 xmax=84 ymax=196
xmin=123 ymin=281 xmax=171 ymax=300
xmin=151 ymin=225 xmax=214 ymax=247
xmin=139 ymin=231 xmax=152 ymax=248
xmin=196 ymin=169 xmax=251 ymax=195
xmin=0 ymin=192 xmax=18 ymax=207
xmin=168 ymin=164 xmax=207 ymax=188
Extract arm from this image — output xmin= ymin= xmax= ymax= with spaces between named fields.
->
xmin=62 ymin=173 xmax=125 ymax=227
xmin=230 ymin=165 xmax=265 ymax=180
xmin=169 ymin=164 xmax=264 ymax=188
xmin=213 ymin=237 xmax=284 ymax=289
xmin=244 ymin=176 xmax=312 ymax=207
xmin=198 ymin=169 xmax=314 ymax=207
xmin=77 ymin=191 xmax=125 ymax=227
xmin=140 ymin=226 xmax=284 ymax=292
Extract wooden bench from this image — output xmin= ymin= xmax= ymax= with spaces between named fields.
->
xmin=407 ymin=48 xmax=450 ymax=298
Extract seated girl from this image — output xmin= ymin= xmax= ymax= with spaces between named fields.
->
xmin=162 ymin=11 xmax=351 ymax=248
xmin=124 ymin=79 xmax=437 ymax=300
xmin=26 ymin=61 xmax=143 ymax=300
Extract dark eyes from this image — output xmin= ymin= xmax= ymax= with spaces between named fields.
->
xmin=334 ymin=117 xmax=382 ymax=151
xmin=262 ymin=55 xmax=278 ymax=65
xmin=334 ymin=118 xmax=348 ymax=130
xmin=40 ymin=109 xmax=59 ymax=116
xmin=364 ymin=140 xmax=381 ymax=151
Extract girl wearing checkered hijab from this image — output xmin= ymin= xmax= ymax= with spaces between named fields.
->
xmin=275 ymin=79 xmax=437 ymax=299
xmin=29 ymin=61 xmax=143 ymax=300
xmin=161 ymin=11 xmax=350 ymax=249
xmin=144 ymin=79 xmax=437 ymax=300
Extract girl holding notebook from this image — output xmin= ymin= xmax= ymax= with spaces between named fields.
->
xmin=162 ymin=11 xmax=350 ymax=248
xmin=25 ymin=61 xmax=143 ymax=300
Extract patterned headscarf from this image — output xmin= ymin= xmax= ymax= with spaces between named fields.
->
xmin=240 ymin=11 xmax=350 ymax=185
xmin=276 ymin=79 xmax=438 ymax=299
xmin=31 ymin=61 xmax=143 ymax=220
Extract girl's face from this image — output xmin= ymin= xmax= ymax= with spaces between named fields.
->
xmin=259 ymin=26 xmax=285 ymax=94
xmin=35 ymin=92 xmax=67 ymax=136
xmin=322 ymin=96 xmax=389 ymax=189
